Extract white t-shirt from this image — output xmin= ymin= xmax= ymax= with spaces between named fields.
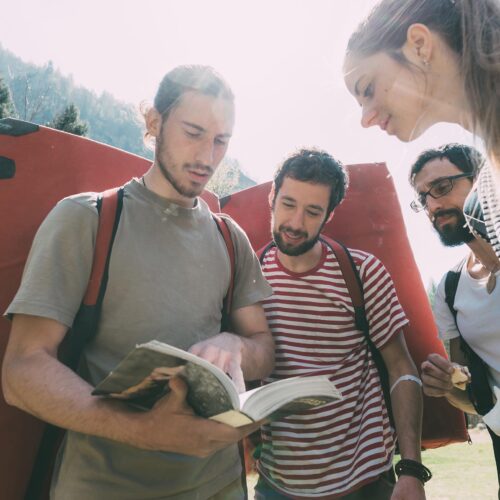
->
xmin=434 ymin=255 xmax=500 ymax=390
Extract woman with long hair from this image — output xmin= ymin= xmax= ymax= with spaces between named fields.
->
xmin=343 ymin=0 xmax=500 ymax=257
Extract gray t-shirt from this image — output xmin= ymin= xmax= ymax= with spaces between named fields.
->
xmin=7 ymin=178 xmax=272 ymax=500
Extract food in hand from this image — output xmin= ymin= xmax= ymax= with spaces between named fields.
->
xmin=451 ymin=363 xmax=471 ymax=390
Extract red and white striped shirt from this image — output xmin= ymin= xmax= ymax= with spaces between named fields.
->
xmin=258 ymin=242 xmax=408 ymax=498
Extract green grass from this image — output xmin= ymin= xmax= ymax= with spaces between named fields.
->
xmin=422 ymin=432 xmax=497 ymax=500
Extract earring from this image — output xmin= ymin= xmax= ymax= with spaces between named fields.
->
xmin=422 ymin=59 xmax=430 ymax=68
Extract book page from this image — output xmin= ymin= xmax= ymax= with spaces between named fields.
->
xmin=210 ymin=410 xmax=254 ymax=427
xmin=239 ymin=375 xmax=342 ymax=421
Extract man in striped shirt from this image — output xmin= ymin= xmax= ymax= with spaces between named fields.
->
xmin=255 ymin=149 xmax=426 ymax=499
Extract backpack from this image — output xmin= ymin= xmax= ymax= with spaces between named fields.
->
xmin=25 ymin=186 xmax=237 ymax=500
xmin=259 ymin=236 xmax=394 ymax=425
xmin=444 ymin=259 xmax=494 ymax=416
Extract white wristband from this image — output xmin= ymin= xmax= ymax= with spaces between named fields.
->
xmin=390 ymin=375 xmax=423 ymax=394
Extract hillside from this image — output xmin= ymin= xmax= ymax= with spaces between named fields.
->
xmin=0 ymin=44 xmax=256 ymax=194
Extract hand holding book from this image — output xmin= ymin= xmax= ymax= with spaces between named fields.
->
xmin=129 ymin=373 xmax=264 ymax=457
xmin=92 ymin=340 xmax=342 ymax=427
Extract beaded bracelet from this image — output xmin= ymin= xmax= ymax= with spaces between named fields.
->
xmin=395 ymin=459 xmax=432 ymax=484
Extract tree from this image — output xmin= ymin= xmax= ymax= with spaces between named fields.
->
xmin=50 ymin=103 xmax=88 ymax=136
xmin=0 ymin=47 xmax=149 ymax=156
xmin=10 ymin=64 xmax=58 ymax=122
xmin=207 ymin=157 xmax=256 ymax=197
xmin=0 ymin=76 xmax=15 ymax=118
xmin=426 ymin=278 xmax=437 ymax=308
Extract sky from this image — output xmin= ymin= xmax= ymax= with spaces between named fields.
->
xmin=1 ymin=0 xmax=480 ymax=286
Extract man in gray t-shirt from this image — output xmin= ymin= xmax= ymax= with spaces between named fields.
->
xmin=3 ymin=65 xmax=274 ymax=500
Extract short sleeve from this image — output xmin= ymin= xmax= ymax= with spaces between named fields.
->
xmin=223 ymin=216 xmax=272 ymax=310
xmin=358 ymin=253 xmax=409 ymax=349
xmin=5 ymin=195 xmax=98 ymax=327
xmin=433 ymin=274 xmax=460 ymax=341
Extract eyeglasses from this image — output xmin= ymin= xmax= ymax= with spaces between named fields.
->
xmin=410 ymin=173 xmax=474 ymax=213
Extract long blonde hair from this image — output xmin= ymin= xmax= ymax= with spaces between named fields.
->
xmin=347 ymin=0 xmax=500 ymax=159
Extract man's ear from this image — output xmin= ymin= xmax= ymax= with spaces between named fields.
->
xmin=402 ymin=23 xmax=434 ymax=66
xmin=145 ymin=108 xmax=162 ymax=138
xmin=268 ymin=185 xmax=276 ymax=209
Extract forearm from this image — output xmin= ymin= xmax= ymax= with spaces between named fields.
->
xmin=3 ymin=349 xmax=140 ymax=445
xmin=390 ymin=377 xmax=423 ymax=462
xmin=3 ymin=348 xmax=262 ymax=456
xmin=228 ymin=302 xmax=275 ymax=381
xmin=4 ymin=315 xmax=261 ymax=458
xmin=239 ymin=330 xmax=274 ymax=380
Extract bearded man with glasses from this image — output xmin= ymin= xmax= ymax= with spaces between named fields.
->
xmin=409 ymin=143 xmax=500 ymax=495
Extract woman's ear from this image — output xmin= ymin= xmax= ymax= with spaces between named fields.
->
xmin=145 ymin=108 xmax=162 ymax=138
xmin=402 ymin=23 xmax=434 ymax=66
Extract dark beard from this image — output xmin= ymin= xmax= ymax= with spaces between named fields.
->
xmin=273 ymin=226 xmax=322 ymax=256
xmin=433 ymin=209 xmax=475 ymax=247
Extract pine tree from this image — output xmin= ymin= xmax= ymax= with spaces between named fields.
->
xmin=50 ymin=103 xmax=88 ymax=136
xmin=0 ymin=76 xmax=16 ymax=119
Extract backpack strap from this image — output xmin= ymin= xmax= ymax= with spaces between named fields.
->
xmin=444 ymin=256 xmax=494 ymax=416
xmin=212 ymin=214 xmax=236 ymax=332
xmin=258 ymin=241 xmax=277 ymax=264
xmin=27 ymin=186 xmax=124 ymax=500
xmin=444 ymin=258 xmax=466 ymax=326
xmin=320 ymin=237 xmax=366 ymax=331
xmin=83 ymin=187 xmax=125 ymax=306
xmin=58 ymin=187 xmax=125 ymax=371
xmin=211 ymin=213 xmax=246 ymax=499
xmin=259 ymin=236 xmax=394 ymax=426
xmin=320 ymin=236 xmax=394 ymax=428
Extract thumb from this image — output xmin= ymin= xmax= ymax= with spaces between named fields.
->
xmin=169 ymin=375 xmax=188 ymax=396
xmin=157 ymin=376 xmax=193 ymax=414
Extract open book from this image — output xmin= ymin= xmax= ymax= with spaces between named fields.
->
xmin=92 ymin=340 xmax=342 ymax=427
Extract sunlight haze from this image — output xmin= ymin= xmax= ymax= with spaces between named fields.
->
xmin=2 ymin=0 xmax=477 ymax=286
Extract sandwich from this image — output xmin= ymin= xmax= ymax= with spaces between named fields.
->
xmin=451 ymin=363 xmax=471 ymax=390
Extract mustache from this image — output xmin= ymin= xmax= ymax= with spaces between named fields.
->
xmin=431 ymin=209 xmax=462 ymax=223
xmin=185 ymin=163 xmax=213 ymax=175
xmin=278 ymin=225 xmax=308 ymax=239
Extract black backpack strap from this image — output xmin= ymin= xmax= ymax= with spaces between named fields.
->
xmin=444 ymin=257 xmax=494 ymax=416
xmin=444 ymin=258 xmax=466 ymax=326
xmin=26 ymin=186 xmax=124 ymax=500
xmin=320 ymin=236 xmax=395 ymax=428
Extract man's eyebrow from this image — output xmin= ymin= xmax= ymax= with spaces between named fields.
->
xmin=280 ymin=196 xmax=323 ymax=211
xmin=428 ymin=176 xmax=450 ymax=186
xmin=306 ymin=204 xmax=325 ymax=212
xmin=417 ymin=176 xmax=449 ymax=193
xmin=182 ymin=121 xmax=232 ymax=138
xmin=182 ymin=121 xmax=205 ymax=132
